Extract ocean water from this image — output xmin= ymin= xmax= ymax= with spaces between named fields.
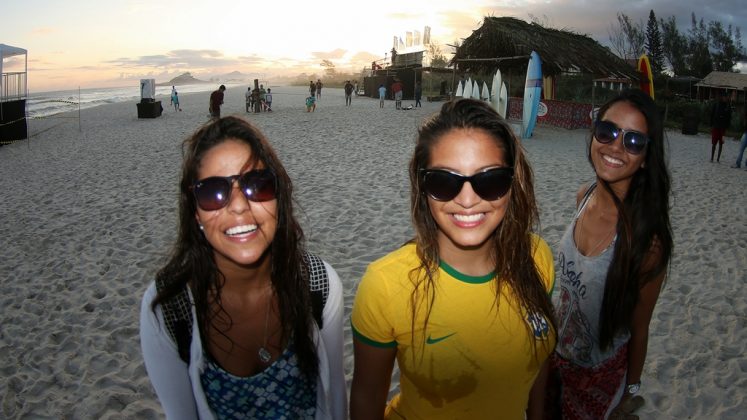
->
xmin=25 ymin=84 xmax=228 ymax=118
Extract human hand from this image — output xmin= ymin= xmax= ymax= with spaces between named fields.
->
xmin=608 ymin=395 xmax=645 ymax=420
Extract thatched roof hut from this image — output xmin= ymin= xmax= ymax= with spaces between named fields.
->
xmin=451 ymin=17 xmax=637 ymax=79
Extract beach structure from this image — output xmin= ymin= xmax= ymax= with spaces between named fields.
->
xmin=0 ymin=43 xmax=28 ymax=143
xmin=136 ymin=78 xmax=162 ymax=118
xmin=451 ymin=17 xmax=638 ymax=129
xmin=695 ymin=71 xmax=747 ymax=102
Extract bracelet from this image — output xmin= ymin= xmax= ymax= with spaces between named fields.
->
xmin=625 ymin=382 xmax=641 ymax=395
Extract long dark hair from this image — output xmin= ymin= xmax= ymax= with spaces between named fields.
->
xmin=151 ymin=116 xmax=318 ymax=379
xmin=590 ymin=90 xmax=673 ymax=349
xmin=408 ymin=98 xmax=556 ymax=357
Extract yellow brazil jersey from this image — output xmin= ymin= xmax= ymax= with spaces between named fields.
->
xmin=351 ymin=236 xmax=555 ymax=420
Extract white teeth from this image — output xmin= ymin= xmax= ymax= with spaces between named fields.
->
xmin=453 ymin=213 xmax=484 ymax=222
xmin=225 ymin=224 xmax=257 ymax=235
xmin=603 ymin=154 xmax=623 ymax=165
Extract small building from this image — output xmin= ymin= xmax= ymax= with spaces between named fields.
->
xmin=1 ymin=43 xmax=28 ymax=143
xmin=695 ymin=71 xmax=747 ymax=103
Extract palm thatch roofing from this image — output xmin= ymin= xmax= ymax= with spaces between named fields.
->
xmin=451 ymin=17 xmax=638 ymax=79
xmin=695 ymin=71 xmax=747 ymax=91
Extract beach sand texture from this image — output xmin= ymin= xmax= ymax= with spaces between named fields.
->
xmin=1 ymin=86 xmax=745 ymax=418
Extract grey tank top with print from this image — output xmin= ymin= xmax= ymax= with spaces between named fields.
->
xmin=551 ymin=184 xmax=630 ymax=368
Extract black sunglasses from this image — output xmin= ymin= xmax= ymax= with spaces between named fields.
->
xmin=593 ymin=120 xmax=649 ymax=155
xmin=192 ymin=168 xmax=276 ymax=211
xmin=420 ymin=167 xmax=514 ymax=202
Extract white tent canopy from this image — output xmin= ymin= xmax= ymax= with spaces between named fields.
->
xmin=1 ymin=43 xmax=28 ymax=101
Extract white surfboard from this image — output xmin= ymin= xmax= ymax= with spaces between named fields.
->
xmin=463 ymin=77 xmax=473 ymax=99
xmin=498 ymin=81 xmax=508 ymax=118
xmin=490 ymin=70 xmax=501 ymax=112
xmin=455 ymin=80 xmax=463 ymax=98
xmin=470 ymin=80 xmax=480 ymax=100
xmin=481 ymin=81 xmax=489 ymax=101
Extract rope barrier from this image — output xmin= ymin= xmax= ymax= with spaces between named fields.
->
xmin=1 ymin=101 xmax=81 ymax=145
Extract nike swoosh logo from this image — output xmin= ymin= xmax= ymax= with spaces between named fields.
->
xmin=426 ymin=333 xmax=456 ymax=345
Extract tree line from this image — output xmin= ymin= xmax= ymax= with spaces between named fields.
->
xmin=608 ymin=10 xmax=745 ymax=78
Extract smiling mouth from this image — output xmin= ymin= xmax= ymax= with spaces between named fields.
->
xmin=453 ymin=213 xmax=485 ymax=223
xmin=225 ymin=224 xmax=258 ymax=236
xmin=602 ymin=154 xmax=624 ymax=165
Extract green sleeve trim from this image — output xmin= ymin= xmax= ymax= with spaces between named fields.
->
xmin=351 ymin=323 xmax=397 ymax=348
xmin=547 ymin=270 xmax=556 ymax=297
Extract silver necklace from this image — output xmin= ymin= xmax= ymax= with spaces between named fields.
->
xmin=258 ymin=292 xmax=272 ymax=363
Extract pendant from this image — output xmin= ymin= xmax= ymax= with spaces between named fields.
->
xmin=258 ymin=347 xmax=272 ymax=363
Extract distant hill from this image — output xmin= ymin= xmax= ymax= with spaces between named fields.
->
xmin=157 ymin=72 xmax=209 ymax=86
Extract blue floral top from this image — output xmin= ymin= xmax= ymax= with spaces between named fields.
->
xmin=200 ymin=342 xmax=316 ymax=419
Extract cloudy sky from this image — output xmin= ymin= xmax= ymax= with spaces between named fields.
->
xmin=1 ymin=0 xmax=744 ymax=92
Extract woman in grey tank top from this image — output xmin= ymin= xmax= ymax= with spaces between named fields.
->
xmin=544 ymin=90 xmax=673 ymax=419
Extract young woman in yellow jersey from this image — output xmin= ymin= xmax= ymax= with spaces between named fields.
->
xmin=351 ymin=99 xmax=556 ymax=419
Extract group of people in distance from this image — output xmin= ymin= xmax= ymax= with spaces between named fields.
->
xmin=140 ymin=89 xmax=672 ymax=419
xmin=244 ymin=85 xmax=272 ymax=113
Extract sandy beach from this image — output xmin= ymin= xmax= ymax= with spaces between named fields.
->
xmin=0 ymin=85 xmax=745 ymax=418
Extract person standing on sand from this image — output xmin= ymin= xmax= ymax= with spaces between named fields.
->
xmin=545 ymin=90 xmax=673 ymax=419
xmin=310 ymin=81 xmax=317 ymax=99
xmin=378 ymin=84 xmax=386 ymax=109
xmin=209 ymin=85 xmax=226 ymax=119
xmin=171 ymin=85 xmax=177 ymax=106
xmin=344 ymin=81 xmax=354 ymax=106
xmin=140 ymin=116 xmax=346 ymax=419
xmin=391 ymin=79 xmax=403 ymax=110
xmin=710 ymin=92 xmax=732 ymax=163
xmin=731 ymin=107 xmax=747 ymax=169
xmin=259 ymin=84 xmax=267 ymax=112
xmin=265 ymin=88 xmax=273 ymax=112
xmin=244 ymin=86 xmax=252 ymax=112
xmin=351 ymin=99 xmax=556 ymax=420
xmin=172 ymin=91 xmax=180 ymax=111
xmin=414 ymin=81 xmax=422 ymax=108
xmin=316 ymin=80 xmax=323 ymax=99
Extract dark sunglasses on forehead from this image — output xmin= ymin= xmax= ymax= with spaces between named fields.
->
xmin=192 ymin=168 xmax=276 ymax=211
xmin=593 ymin=120 xmax=649 ymax=155
xmin=420 ymin=167 xmax=514 ymax=202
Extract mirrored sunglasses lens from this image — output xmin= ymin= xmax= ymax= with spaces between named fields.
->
xmin=473 ymin=170 xmax=513 ymax=200
xmin=424 ymin=171 xmax=462 ymax=201
xmin=240 ymin=171 xmax=276 ymax=202
xmin=594 ymin=121 xmax=618 ymax=144
xmin=195 ymin=178 xmax=231 ymax=210
xmin=623 ymin=133 xmax=647 ymax=154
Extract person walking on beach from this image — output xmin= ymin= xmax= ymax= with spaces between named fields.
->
xmin=309 ymin=81 xmax=317 ymax=99
xmin=140 ymin=116 xmax=346 ymax=419
xmin=391 ymin=79 xmax=403 ymax=110
xmin=344 ymin=81 xmax=354 ymax=106
xmin=264 ymin=88 xmax=273 ymax=112
xmin=316 ymin=80 xmax=323 ymax=99
xmin=731 ymin=106 xmax=747 ymax=169
xmin=545 ymin=90 xmax=673 ymax=419
xmin=710 ymin=92 xmax=732 ymax=163
xmin=171 ymin=85 xmax=177 ymax=106
xmin=245 ymin=87 xmax=253 ymax=113
xmin=351 ymin=99 xmax=556 ymax=420
xmin=171 ymin=91 xmax=180 ymax=111
xmin=209 ymin=85 xmax=226 ymax=119
xmin=378 ymin=84 xmax=386 ymax=108
xmin=414 ymin=81 xmax=422 ymax=107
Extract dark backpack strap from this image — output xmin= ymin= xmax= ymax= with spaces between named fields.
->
xmin=156 ymin=253 xmax=329 ymax=364
xmin=155 ymin=278 xmax=193 ymax=364
xmin=304 ymin=252 xmax=330 ymax=329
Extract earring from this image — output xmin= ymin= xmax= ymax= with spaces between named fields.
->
xmin=199 ymin=224 xmax=204 ymax=231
